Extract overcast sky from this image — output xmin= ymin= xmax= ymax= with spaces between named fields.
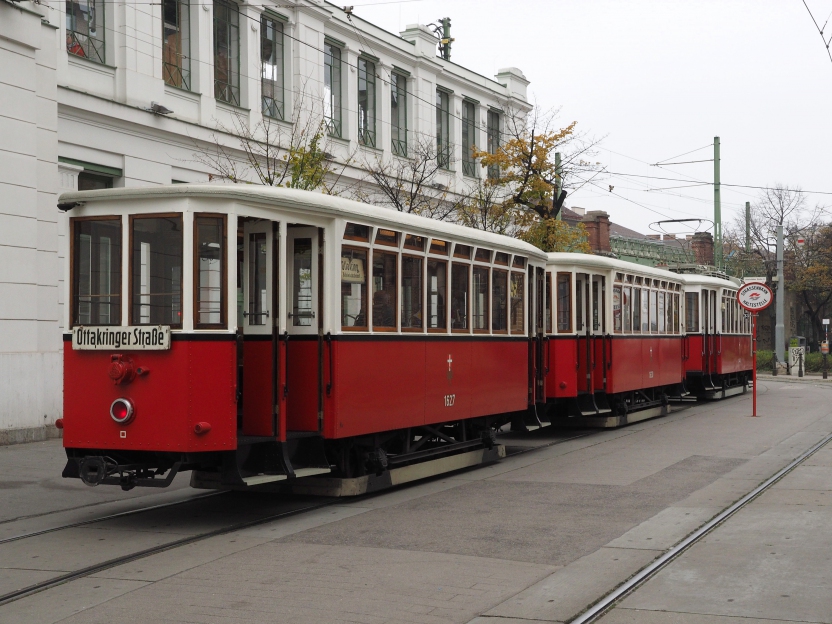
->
xmin=352 ymin=0 xmax=832 ymax=236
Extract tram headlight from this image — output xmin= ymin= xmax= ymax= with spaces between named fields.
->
xmin=110 ymin=398 xmax=135 ymax=425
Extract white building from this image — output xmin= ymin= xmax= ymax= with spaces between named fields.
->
xmin=0 ymin=0 xmax=530 ymax=443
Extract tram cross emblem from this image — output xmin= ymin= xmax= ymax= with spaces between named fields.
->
xmin=447 ymin=354 xmax=453 ymax=381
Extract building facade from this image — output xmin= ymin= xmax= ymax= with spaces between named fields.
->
xmin=0 ymin=0 xmax=530 ymax=441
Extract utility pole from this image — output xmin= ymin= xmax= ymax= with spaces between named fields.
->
xmin=555 ymin=152 xmax=562 ymax=221
xmin=745 ymin=202 xmax=751 ymax=253
xmin=714 ymin=137 xmax=722 ymax=270
xmin=439 ymin=18 xmax=452 ymax=61
xmin=775 ymin=223 xmax=785 ymax=367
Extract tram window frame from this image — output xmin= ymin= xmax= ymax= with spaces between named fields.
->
xmin=427 ymin=258 xmax=448 ymax=331
xmin=472 ymin=265 xmax=489 ymax=333
xmin=492 ymin=269 xmax=508 ymax=333
xmin=475 ymin=248 xmax=492 ymax=263
xmin=613 ymin=285 xmax=623 ymax=333
xmin=193 ymin=213 xmax=227 ymax=329
xmin=649 ymin=289 xmax=658 ymax=333
xmin=622 ymin=286 xmax=632 ymax=332
xmin=632 ymin=288 xmax=641 ymax=334
xmin=374 ymin=228 xmax=400 ymax=247
xmin=343 ymin=222 xmax=370 ymax=242
xmin=657 ymin=291 xmax=666 ymax=333
xmin=403 ymin=233 xmax=425 ymax=251
xmin=450 ymin=262 xmax=470 ymax=332
xmin=494 ymin=252 xmax=509 ymax=266
xmin=545 ymin=272 xmax=553 ymax=334
xmin=340 ymin=245 xmax=368 ymax=331
xmin=576 ymin=277 xmax=584 ymax=332
xmin=685 ymin=291 xmax=699 ymax=333
xmin=70 ymin=215 xmax=123 ymax=328
xmin=556 ymin=273 xmax=572 ymax=333
xmin=672 ymin=293 xmax=679 ymax=334
xmin=512 ymin=255 xmax=526 ymax=269
xmin=371 ymin=248 xmax=398 ymax=331
xmin=400 ymin=254 xmax=424 ymax=332
xmin=510 ymin=272 xmax=525 ymax=334
xmin=453 ymin=243 xmax=472 ymax=260
xmin=641 ymin=288 xmax=650 ymax=332
xmin=429 ymin=238 xmax=449 ymax=256
xmin=129 ymin=213 xmax=184 ymax=329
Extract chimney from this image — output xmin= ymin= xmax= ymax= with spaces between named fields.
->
xmin=400 ymin=24 xmax=441 ymax=57
xmin=663 ymin=234 xmax=676 ymax=240
xmin=691 ymin=232 xmax=715 ymax=265
xmin=580 ymin=210 xmax=611 ymax=254
xmin=495 ymin=67 xmax=530 ymax=101
xmin=571 ymin=206 xmax=586 ymax=217
xmin=646 ymin=234 xmax=661 ymax=240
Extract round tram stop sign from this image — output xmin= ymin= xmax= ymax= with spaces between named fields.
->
xmin=737 ymin=282 xmax=774 ymax=312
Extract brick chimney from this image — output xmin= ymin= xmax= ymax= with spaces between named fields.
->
xmin=691 ymin=232 xmax=714 ymax=265
xmin=580 ymin=210 xmax=611 ymax=254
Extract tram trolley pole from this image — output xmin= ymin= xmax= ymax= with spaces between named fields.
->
xmin=737 ymin=282 xmax=774 ymax=417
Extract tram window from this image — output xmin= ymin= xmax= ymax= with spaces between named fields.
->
xmin=72 ymin=218 xmax=122 ymax=327
xmin=632 ymin=289 xmax=641 ymax=333
xmin=427 ymin=259 xmax=447 ymax=330
xmin=341 ymin=247 xmax=367 ymax=330
xmin=292 ymin=238 xmax=313 ymax=327
xmin=472 ymin=266 xmax=489 ymax=332
xmin=372 ymin=250 xmax=397 ymax=329
xmin=401 ymin=255 xmax=423 ymax=330
xmin=622 ymin=287 xmax=632 ymax=332
xmin=131 ymin=215 xmax=183 ymax=327
xmin=404 ymin=234 xmax=425 ymax=251
xmin=641 ymin=289 xmax=649 ymax=332
xmin=475 ymin=248 xmax=492 ymax=263
xmin=510 ymin=272 xmax=524 ymax=333
xmin=492 ymin=269 xmax=508 ymax=332
xmin=344 ymin=222 xmax=369 ymax=242
xmin=545 ymin=273 xmax=553 ymax=334
xmin=494 ymin=252 xmax=509 ymax=265
xmin=429 ymin=239 xmax=449 ymax=255
xmin=375 ymin=228 xmax=399 ymax=247
xmin=512 ymin=256 xmax=526 ymax=269
xmin=685 ymin=292 xmax=699 ymax=332
xmin=576 ymin=278 xmax=583 ymax=332
xmin=657 ymin=292 xmax=665 ymax=333
xmin=649 ymin=290 xmax=658 ymax=332
xmin=453 ymin=244 xmax=472 ymax=259
xmin=557 ymin=273 xmax=571 ymax=332
xmin=591 ymin=280 xmax=600 ymax=331
xmin=673 ymin=293 xmax=679 ymax=334
xmin=613 ymin=286 xmax=622 ymax=333
xmin=248 ymin=232 xmax=268 ymax=327
xmin=615 ymin=273 xmax=623 ymax=282
xmin=195 ymin=216 xmax=226 ymax=328
xmin=451 ymin=263 xmax=469 ymax=330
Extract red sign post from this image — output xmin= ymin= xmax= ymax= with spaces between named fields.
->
xmin=737 ymin=282 xmax=774 ymax=417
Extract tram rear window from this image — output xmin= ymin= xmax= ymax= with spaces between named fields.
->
xmin=131 ymin=215 xmax=183 ymax=327
xmin=195 ymin=215 xmax=226 ymax=328
xmin=72 ymin=218 xmax=122 ymax=326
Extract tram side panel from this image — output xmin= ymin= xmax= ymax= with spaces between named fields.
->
xmin=470 ymin=339 xmax=528 ymax=416
xmin=684 ymin=334 xmax=706 ymax=375
xmin=609 ymin=338 xmax=645 ymax=392
xmin=63 ymin=339 xmax=237 ymax=452
xmin=716 ymin=335 xmax=753 ymax=375
xmin=545 ymin=337 xmax=579 ymax=398
xmin=242 ymin=337 xmax=274 ymax=437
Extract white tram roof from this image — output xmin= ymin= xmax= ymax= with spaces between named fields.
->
xmin=59 ymin=185 xmax=547 ymax=261
xmin=546 ymin=252 xmax=685 ymax=282
xmin=677 ymin=273 xmax=742 ymax=290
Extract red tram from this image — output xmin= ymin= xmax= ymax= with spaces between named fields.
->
xmin=58 ymin=185 xmax=547 ymax=492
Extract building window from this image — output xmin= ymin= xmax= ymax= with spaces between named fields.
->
xmin=436 ymin=89 xmax=451 ymax=169
xmin=391 ymin=73 xmax=407 ymax=157
xmin=325 ymin=43 xmax=342 ymax=137
xmin=261 ymin=15 xmax=284 ymax=119
xmin=462 ymin=100 xmax=477 ymax=177
xmin=358 ymin=58 xmax=376 ymax=147
xmin=162 ymin=0 xmax=190 ymax=90
xmin=213 ymin=0 xmax=240 ymax=106
xmin=66 ymin=0 xmax=105 ymax=64
xmin=487 ymin=110 xmax=501 ymax=179
xmin=77 ymin=172 xmax=113 ymax=191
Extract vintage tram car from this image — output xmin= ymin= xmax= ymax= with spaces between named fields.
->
xmin=58 ymin=185 xmax=548 ymax=492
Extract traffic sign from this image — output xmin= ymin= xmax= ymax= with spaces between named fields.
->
xmin=737 ymin=282 xmax=773 ymax=312
xmin=824 ymin=318 xmax=830 ymax=325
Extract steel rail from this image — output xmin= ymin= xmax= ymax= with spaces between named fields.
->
xmin=0 ymin=491 xmax=225 ymax=546
xmin=570 ymin=430 xmax=832 ymax=624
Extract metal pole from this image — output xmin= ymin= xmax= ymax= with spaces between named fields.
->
xmin=714 ymin=137 xmax=722 ymax=270
xmin=752 ymin=312 xmax=758 ymax=416
xmin=745 ymin=202 xmax=751 ymax=253
xmin=555 ymin=152 xmax=562 ymax=221
xmin=775 ymin=224 xmax=785 ymax=365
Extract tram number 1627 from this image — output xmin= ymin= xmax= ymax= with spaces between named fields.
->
xmin=444 ymin=394 xmax=456 ymax=407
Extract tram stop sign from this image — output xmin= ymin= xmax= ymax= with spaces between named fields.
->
xmin=737 ymin=282 xmax=774 ymax=312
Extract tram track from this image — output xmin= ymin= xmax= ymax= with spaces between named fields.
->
xmin=569 ymin=430 xmax=832 ymax=624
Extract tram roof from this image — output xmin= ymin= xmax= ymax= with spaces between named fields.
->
xmin=59 ymin=184 xmax=547 ymax=259
xmin=546 ymin=252 xmax=685 ymax=281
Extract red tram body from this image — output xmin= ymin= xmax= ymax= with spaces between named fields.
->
xmin=56 ymin=186 xmax=753 ymax=492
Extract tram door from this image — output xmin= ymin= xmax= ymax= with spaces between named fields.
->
xmin=534 ymin=266 xmax=546 ymax=404
xmin=285 ymin=226 xmax=322 ymax=433
xmin=576 ymin=273 xmax=592 ymax=395
xmin=241 ymin=220 xmax=278 ymax=438
xmin=702 ymin=289 xmax=717 ymax=381
xmin=591 ymin=274 xmax=607 ymax=393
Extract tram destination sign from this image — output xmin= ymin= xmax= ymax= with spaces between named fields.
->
xmin=737 ymin=282 xmax=773 ymax=312
xmin=72 ymin=325 xmax=171 ymax=350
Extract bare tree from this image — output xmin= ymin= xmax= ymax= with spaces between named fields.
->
xmin=358 ymin=133 xmax=469 ymax=221
xmin=193 ymin=85 xmax=355 ymax=194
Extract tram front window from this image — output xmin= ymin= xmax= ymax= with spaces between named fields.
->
xmin=72 ymin=218 xmax=122 ymax=326
xmin=131 ymin=215 xmax=183 ymax=327
xmin=341 ymin=247 xmax=367 ymax=329
xmin=248 ymin=232 xmax=268 ymax=326
xmin=196 ymin=216 xmax=225 ymax=327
